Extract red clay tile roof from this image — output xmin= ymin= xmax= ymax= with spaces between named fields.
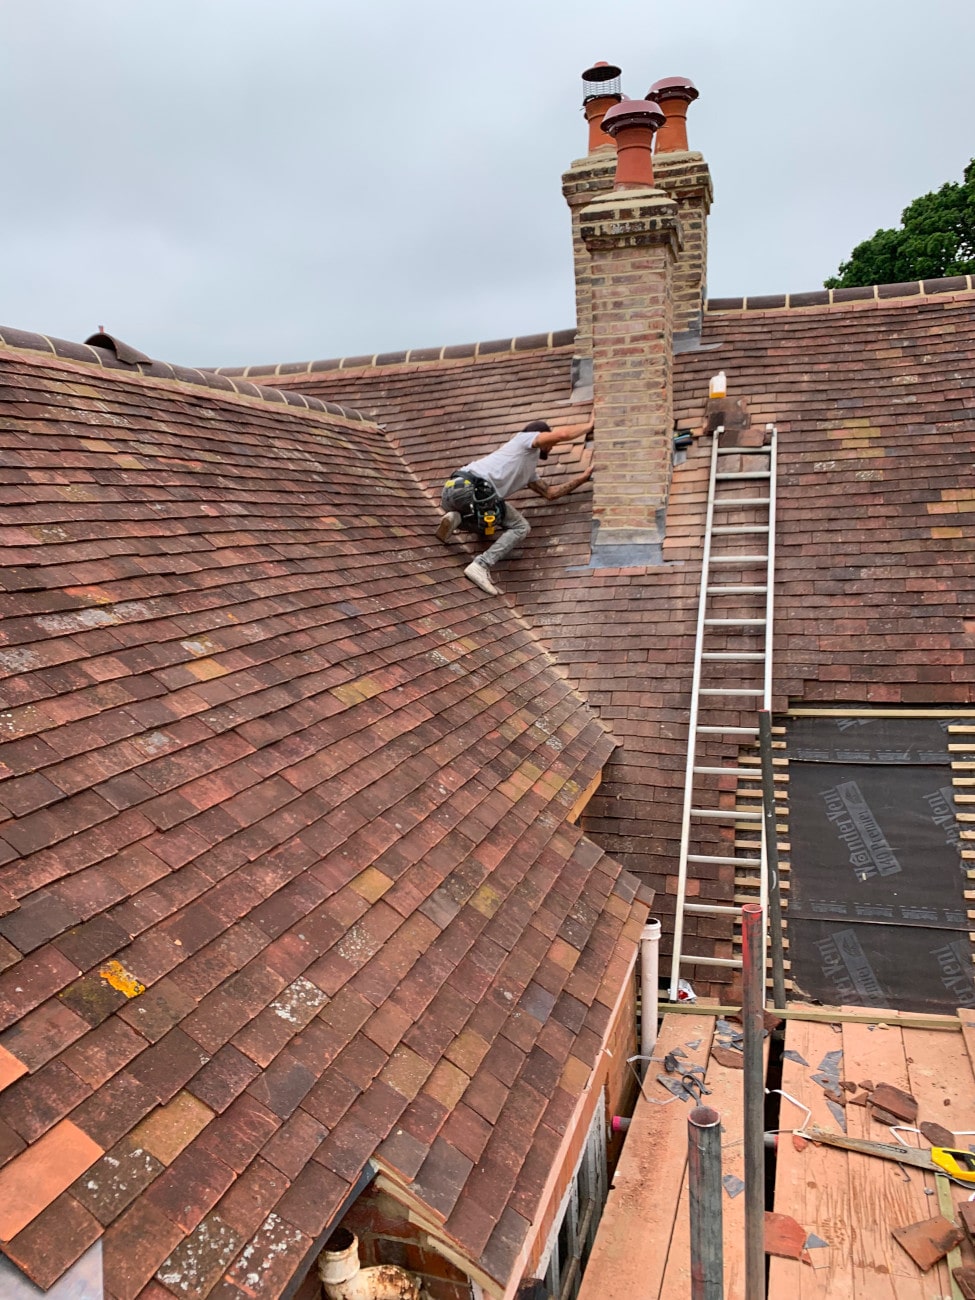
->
xmin=251 ymin=285 xmax=975 ymax=988
xmin=0 ymin=338 xmax=647 ymax=1296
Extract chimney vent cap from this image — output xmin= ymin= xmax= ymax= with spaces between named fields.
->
xmin=601 ymin=97 xmax=666 ymax=137
xmin=582 ymin=61 xmax=622 ymax=103
xmin=647 ymin=76 xmax=699 ymax=104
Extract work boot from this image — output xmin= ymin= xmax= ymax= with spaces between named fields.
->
xmin=464 ymin=561 xmax=499 ymax=595
xmin=436 ymin=511 xmax=460 ymax=543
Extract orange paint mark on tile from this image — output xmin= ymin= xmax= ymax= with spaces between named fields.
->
xmin=0 ymin=1120 xmax=103 ymax=1239
xmin=99 ymin=959 xmax=145 ymax=999
xmin=0 ymin=1044 xmax=28 ymax=1093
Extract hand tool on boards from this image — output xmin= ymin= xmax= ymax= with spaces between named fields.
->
xmin=798 ymin=1125 xmax=975 ymax=1186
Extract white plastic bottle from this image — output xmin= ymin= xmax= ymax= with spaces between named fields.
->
xmin=709 ymin=370 xmax=727 ymax=399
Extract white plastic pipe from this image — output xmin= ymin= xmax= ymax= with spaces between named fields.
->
xmin=318 ymin=1232 xmax=422 ymax=1300
xmin=640 ymin=919 xmax=662 ymax=1061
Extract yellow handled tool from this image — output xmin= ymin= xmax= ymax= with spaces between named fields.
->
xmin=931 ymin=1147 xmax=975 ymax=1183
xmin=800 ymin=1126 xmax=975 ymax=1185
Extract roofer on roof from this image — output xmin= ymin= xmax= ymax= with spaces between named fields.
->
xmin=437 ymin=417 xmax=594 ymax=594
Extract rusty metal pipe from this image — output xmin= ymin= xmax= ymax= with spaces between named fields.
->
xmin=688 ymin=1105 xmax=724 ymax=1300
xmin=741 ymin=902 xmax=765 ymax=1300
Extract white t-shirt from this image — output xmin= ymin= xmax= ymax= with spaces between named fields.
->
xmin=461 ymin=430 xmax=540 ymax=499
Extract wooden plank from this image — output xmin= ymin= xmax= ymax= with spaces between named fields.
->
xmin=789 ymin=710 xmax=975 ymax=719
xmin=840 ymin=1019 xmax=934 ymax=1297
xmin=769 ymin=1018 xmax=851 ymax=1299
xmin=576 ymin=1012 xmax=715 ymax=1300
xmin=658 ymin=1030 xmax=765 ymax=1300
xmin=935 ymin=1174 xmax=965 ymax=1300
xmin=956 ymin=1007 xmax=975 ymax=1080
xmin=661 ymin=1002 xmax=961 ymax=1031
xmin=904 ymin=1021 xmax=975 ymax=1291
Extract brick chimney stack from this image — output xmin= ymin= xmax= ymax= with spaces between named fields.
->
xmin=562 ymin=63 xmax=623 ymax=379
xmin=647 ymin=77 xmax=712 ymax=338
xmin=580 ymin=99 xmax=682 ymax=555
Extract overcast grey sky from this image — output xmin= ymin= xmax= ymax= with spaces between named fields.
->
xmin=2 ymin=2 xmax=973 ymax=367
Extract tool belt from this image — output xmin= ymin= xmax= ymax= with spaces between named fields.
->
xmin=442 ymin=471 xmax=506 ymax=537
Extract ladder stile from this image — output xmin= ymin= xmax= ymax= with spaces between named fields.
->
xmin=668 ymin=423 xmax=778 ymax=1001
xmin=668 ymin=426 xmax=722 ymax=1002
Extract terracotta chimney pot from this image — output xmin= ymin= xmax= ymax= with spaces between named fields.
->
xmin=646 ymin=76 xmax=699 ymax=154
xmin=581 ymin=61 xmax=623 ymax=153
xmin=600 ymin=98 xmax=666 ymax=189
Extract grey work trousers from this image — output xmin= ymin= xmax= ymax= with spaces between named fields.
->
xmin=478 ymin=502 xmax=530 ymax=569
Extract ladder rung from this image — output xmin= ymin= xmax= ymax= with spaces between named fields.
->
xmin=686 ymin=903 xmax=743 ymax=916
xmin=711 ymin=525 xmax=770 ymax=534
xmin=713 ymin=498 xmax=770 ymax=508
xmin=688 ymin=854 xmax=761 ymax=866
xmin=716 ymin=471 xmax=771 ymax=481
xmin=694 ymin=766 xmax=764 ymax=777
xmin=709 ymin=556 xmax=769 ymax=565
xmin=697 ymin=725 xmax=760 ymax=736
xmin=706 ymin=585 xmax=768 ymax=594
xmin=704 ymin=618 xmax=766 ymax=626
xmin=716 ymin=445 xmax=772 ymax=456
xmin=701 ymin=652 xmax=765 ymax=661
xmin=699 ymin=688 xmax=766 ymax=696
xmin=691 ymin=808 xmax=763 ymax=821
xmin=677 ymin=955 xmax=744 ymax=970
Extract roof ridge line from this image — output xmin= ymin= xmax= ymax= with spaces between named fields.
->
xmin=209 ymin=327 xmax=579 ymax=379
xmin=706 ymin=274 xmax=975 ymax=314
xmin=0 ymin=324 xmax=371 ymax=425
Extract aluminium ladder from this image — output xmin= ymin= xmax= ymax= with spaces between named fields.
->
xmin=668 ymin=423 xmax=778 ymax=1001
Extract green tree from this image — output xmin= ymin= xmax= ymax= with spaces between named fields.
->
xmin=825 ymin=159 xmax=975 ymax=288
